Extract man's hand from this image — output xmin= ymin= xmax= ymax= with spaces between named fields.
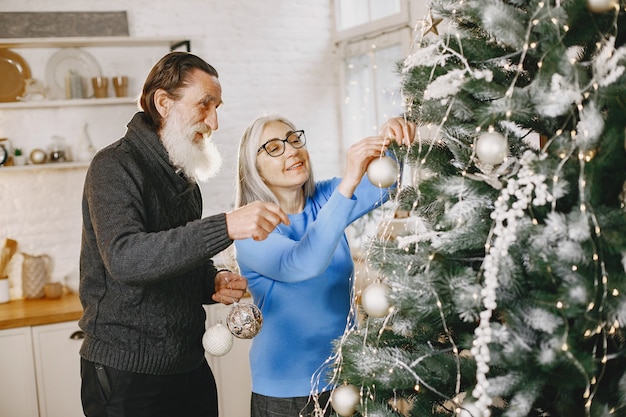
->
xmin=212 ymin=270 xmax=248 ymax=304
xmin=226 ymin=201 xmax=290 ymax=241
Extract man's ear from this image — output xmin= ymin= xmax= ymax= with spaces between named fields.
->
xmin=154 ymin=89 xmax=170 ymax=118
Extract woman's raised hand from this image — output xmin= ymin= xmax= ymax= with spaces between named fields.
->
xmin=379 ymin=117 xmax=416 ymax=147
xmin=338 ymin=136 xmax=391 ymax=197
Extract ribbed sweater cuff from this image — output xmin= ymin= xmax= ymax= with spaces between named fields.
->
xmin=202 ymin=213 xmax=233 ymax=257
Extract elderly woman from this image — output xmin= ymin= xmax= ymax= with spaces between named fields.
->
xmin=234 ymin=114 xmax=415 ymax=417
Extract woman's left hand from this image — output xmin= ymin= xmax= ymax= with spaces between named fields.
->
xmin=379 ymin=117 xmax=416 ymax=147
xmin=212 ymin=270 xmax=248 ymax=304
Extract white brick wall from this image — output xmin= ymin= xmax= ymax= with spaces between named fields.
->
xmin=0 ymin=0 xmax=341 ymax=294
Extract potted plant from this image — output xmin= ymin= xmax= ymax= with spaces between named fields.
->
xmin=13 ymin=148 xmax=26 ymax=166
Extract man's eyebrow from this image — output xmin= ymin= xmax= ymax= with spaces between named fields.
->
xmin=199 ymin=95 xmax=222 ymax=106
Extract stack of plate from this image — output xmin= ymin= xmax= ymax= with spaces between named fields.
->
xmin=45 ymin=47 xmax=102 ymax=99
xmin=0 ymin=49 xmax=31 ymax=102
xmin=0 ymin=47 xmax=103 ymax=101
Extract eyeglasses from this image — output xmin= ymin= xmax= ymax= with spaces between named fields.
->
xmin=257 ymin=130 xmax=306 ymax=157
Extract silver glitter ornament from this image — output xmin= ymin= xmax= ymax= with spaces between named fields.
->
xmin=226 ymin=302 xmax=263 ymax=339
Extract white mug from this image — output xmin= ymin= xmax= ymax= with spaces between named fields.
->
xmin=0 ymin=278 xmax=9 ymax=304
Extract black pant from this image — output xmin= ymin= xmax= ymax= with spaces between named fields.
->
xmin=250 ymin=391 xmax=331 ymax=417
xmin=81 ymin=358 xmax=218 ymax=417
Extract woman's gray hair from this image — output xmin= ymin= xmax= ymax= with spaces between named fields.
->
xmin=235 ymin=114 xmax=316 ymax=208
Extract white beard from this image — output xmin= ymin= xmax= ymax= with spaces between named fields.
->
xmin=160 ymin=105 xmax=223 ymax=183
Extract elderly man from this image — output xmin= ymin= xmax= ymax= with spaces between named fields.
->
xmin=79 ymin=52 xmax=289 ymax=417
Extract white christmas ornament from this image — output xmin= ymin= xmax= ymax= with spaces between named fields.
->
xmin=227 ymin=302 xmax=263 ymax=339
xmin=475 ymin=131 xmax=508 ymax=165
xmin=202 ymin=321 xmax=233 ymax=356
xmin=458 ymin=401 xmax=484 ymax=417
xmin=367 ymin=156 xmax=398 ymax=188
xmin=360 ymin=282 xmax=392 ymax=318
xmin=331 ymin=384 xmax=361 ymax=417
xmin=587 ymin=0 xmax=618 ymax=12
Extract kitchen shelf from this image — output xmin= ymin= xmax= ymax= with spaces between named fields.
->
xmin=0 ymin=161 xmax=90 ymax=173
xmin=0 ymin=36 xmax=190 ymax=51
xmin=0 ymin=96 xmax=136 ymax=109
xmin=0 ymin=36 xmax=189 ymax=173
xmin=0 ymin=36 xmax=189 ymax=108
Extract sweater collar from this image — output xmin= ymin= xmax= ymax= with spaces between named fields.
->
xmin=127 ymin=112 xmax=198 ymax=181
xmin=127 ymin=113 xmax=171 ymax=167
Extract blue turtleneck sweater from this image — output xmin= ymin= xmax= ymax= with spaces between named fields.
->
xmin=235 ymin=177 xmax=389 ymax=397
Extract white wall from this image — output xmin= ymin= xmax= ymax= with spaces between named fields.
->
xmin=0 ymin=0 xmax=340 ymax=289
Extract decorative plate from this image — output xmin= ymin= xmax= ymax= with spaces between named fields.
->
xmin=0 ymin=49 xmax=32 ymax=102
xmin=45 ymin=47 xmax=102 ymax=99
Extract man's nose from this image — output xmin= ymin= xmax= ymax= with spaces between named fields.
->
xmin=204 ymin=110 xmax=218 ymax=131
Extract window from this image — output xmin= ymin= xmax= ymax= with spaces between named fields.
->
xmin=334 ymin=0 xmax=420 ymax=148
xmin=340 ymin=31 xmax=408 ymax=145
xmin=335 ymin=0 xmax=402 ymax=30
xmin=334 ymin=0 xmax=405 ymax=41
xmin=333 ymin=1 xmax=428 ymax=249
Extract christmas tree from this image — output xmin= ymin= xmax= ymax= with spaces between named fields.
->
xmin=325 ymin=0 xmax=626 ymax=416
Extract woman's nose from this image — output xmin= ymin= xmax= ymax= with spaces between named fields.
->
xmin=284 ymin=141 xmax=300 ymax=156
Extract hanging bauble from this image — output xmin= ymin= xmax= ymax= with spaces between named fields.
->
xmin=586 ymin=0 xmax=618 ymax=13
xmin=367 ymin=156 xmax=398 ymax=188
xmin=202 ymin=321 xmax=233 ymax=356
xmin=458 ymin=401 xmax=484 ymax=417
xmin=226 ymin=302 xmax=263 ymax=339
xmin=360 ymin=282 xmax=392 ymax=318
xmin=331 ymin=384 xmax=361 ymax=417
xmin=475 ymin=131 xmax=508 ymax=165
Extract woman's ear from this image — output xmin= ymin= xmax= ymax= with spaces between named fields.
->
xmin=154 ymin=88 xmax=170 ymax=118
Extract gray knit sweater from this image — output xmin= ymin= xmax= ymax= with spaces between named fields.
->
xmin=79 ymin=112 xmax=232 ymax=375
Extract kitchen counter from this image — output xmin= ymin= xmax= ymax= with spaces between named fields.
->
xmin=0 ymin=293 xmax=82 ymax=330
